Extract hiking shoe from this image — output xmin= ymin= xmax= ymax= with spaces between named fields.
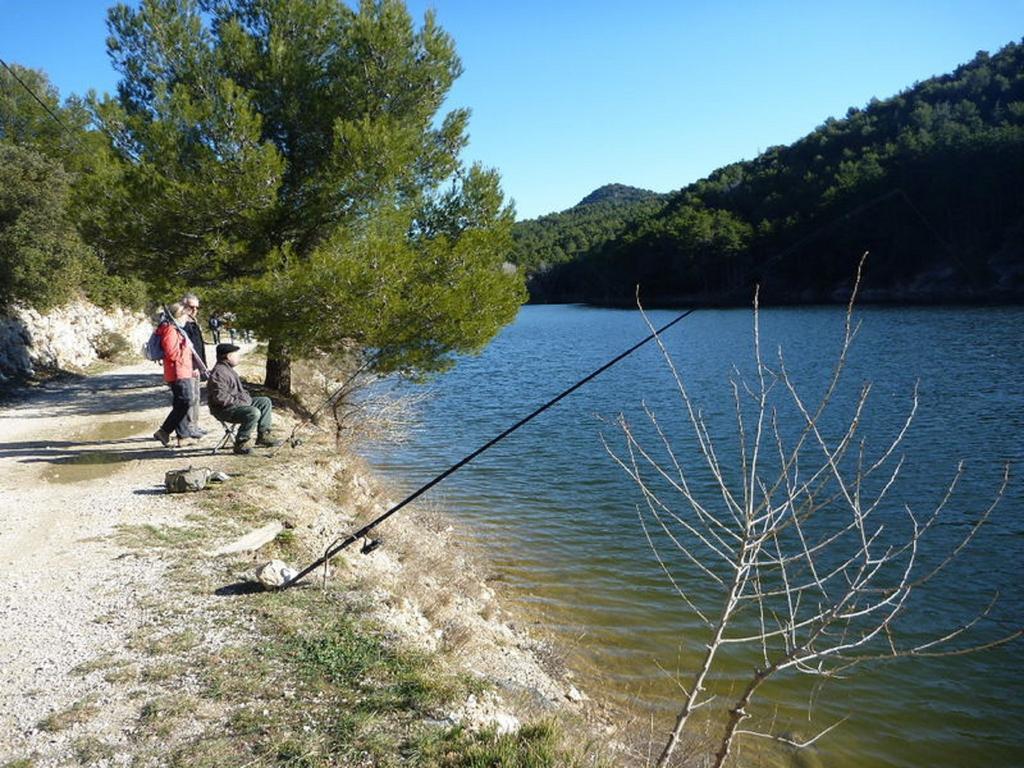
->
xmin=232 ymin=442 xmax=253 ymax=455
xmin=256 ymin=434 xmax=283 ymax=448
xmin=153 ymin=429 xmax=171 ymax=447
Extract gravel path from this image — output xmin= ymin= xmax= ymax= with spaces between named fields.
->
xmin=0 ymin=358 xmax=595 ymax=766
xmin=0 ymin=361 xmax=223 ymax=765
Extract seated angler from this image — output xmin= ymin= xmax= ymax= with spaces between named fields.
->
xmin=207 ymin=343 xmax=283 ymax=455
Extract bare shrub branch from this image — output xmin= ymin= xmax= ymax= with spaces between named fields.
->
xmin=294 ymin=349 xmax=429 ymax=449
xmin=605 ymin=255 xmax=1020 ymax=767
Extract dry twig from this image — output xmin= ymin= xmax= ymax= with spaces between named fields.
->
xmin=605 ymin=255 xmax=1020 ymax=767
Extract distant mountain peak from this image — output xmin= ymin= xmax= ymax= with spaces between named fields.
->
xmin=575 ymin=183 xmax=663 ymax=208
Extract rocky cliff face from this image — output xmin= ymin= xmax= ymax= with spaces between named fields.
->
xmin=0 ymin=300 xmax=152 ymax=381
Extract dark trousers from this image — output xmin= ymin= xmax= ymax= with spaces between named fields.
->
xmin=212 ymin=396 xmax=272 ymax=443
xmin=176 ymin=377 xmax=202 ymax=437
xmin=160 ymin=379 xmax=195 ymax=434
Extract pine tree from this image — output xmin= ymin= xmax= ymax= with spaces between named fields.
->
xmin=96 ymin=0 xmax=525 ymax=392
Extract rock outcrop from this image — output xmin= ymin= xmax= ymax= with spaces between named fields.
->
xmin=0 ymin=300 xmax=151 ymax=380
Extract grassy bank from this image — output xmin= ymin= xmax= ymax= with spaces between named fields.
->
xmin=30 ymin=426 xmax=611 ymax=767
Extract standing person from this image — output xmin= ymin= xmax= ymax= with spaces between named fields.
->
xmin=153 ymin=303 xmax=195 ymax=447
xmin=222 ymin=312 xmax=237 ymax=343
xmin=207 ymin=343 xmax=282 ymax=455
xmin=178 ymin=293 xmax=208 ymax=439
xmin=208 ymin=312 xmax=222 ymax=344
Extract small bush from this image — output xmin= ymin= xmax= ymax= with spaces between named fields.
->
xmin=94 ymin=329 xmax=134 ymax=361
xmin=84 ymin=273 xmax=150 ymax=310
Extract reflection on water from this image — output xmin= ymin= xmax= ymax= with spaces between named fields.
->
xmin=39 ymin=420 xmax=154 ymax=483
xmin=75 ymin=419 xmax=152 ymax=443
xmin=367 ymin=305 xmax=1024 ymax=768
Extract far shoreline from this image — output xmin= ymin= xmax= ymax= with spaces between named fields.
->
xmin=522 ymin=294 xmax=1024 ymax=310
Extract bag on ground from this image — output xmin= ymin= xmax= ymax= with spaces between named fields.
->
xmin=164 ymin=466 xmax=213 ymax=493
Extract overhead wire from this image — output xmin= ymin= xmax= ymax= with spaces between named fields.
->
xmin=0 ymin=57 xmax=76 ymax=135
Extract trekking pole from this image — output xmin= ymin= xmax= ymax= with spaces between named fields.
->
xmin=282 ymin=307 xmax=696 ymax=588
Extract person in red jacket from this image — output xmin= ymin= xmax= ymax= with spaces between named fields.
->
xmin=153 ymin=303 xmax=197 ymax=447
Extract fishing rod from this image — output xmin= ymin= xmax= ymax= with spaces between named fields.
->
xmin=282 ymin=307 xmax=696 ymax=588
xmin=281 ymin=185 xmax=959 ymax=589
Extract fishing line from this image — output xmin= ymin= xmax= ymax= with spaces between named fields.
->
xmin=283 ymin=183 xmax=960 ymax=457
xmin=286 ymin=180 xmax=972 ymax=587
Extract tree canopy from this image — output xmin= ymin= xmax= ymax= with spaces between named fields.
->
xmin=0 ymin=63 xmax=147 ymax=311
xmin=0 ymin=144 xmax=94 ymax=310
xmin=93 ymin=0 xmax=525 ymax=390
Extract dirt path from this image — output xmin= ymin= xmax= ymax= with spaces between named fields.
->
xmin=0 ymin=360 xmax=232 ymax=765
xmin=0 ymin=358 xmax=603 ymax=767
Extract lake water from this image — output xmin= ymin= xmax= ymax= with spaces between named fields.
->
xmin=366 ymin=304 xmax=1023 ymax=768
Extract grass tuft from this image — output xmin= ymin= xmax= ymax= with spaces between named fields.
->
xmin=72 ymin=736 xmax=115 ymax=765
xmin=71 ymin=653 xmax=126 ymax=676
xmin=37 ymin=698 xmax=99 ymax=732
xmin=116 ymin=523 xmax=206 ymax=551
xmin=409 ymin=721 xmax=597 ymax=767
xmin=130 ymin=629 xmax=198 ymax=657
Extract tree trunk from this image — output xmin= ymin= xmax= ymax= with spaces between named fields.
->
xmin=265 ymin=338 xmax=292 ymax=395
xmin=710 ymin=667 xmax=771 ymax=768
xmin=657 ymin=575 xmax=746 ymax=767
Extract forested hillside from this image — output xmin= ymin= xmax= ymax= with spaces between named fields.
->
xmin=520 ymin=41 xmax=1024 ymax=305
xmin=510 ymin=184 xmax=666 ymax=273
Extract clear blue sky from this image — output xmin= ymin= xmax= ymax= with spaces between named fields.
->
xmin=2 ymin=0 xmax=1021 ymax=219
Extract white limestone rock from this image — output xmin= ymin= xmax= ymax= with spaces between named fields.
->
xmin=0 ymin=300 xmax=151 ymax=378
xmin=212 ymin=522 xmax=284 ymax=557
xmin=255 ymin=559 xmax=298 ymax=589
